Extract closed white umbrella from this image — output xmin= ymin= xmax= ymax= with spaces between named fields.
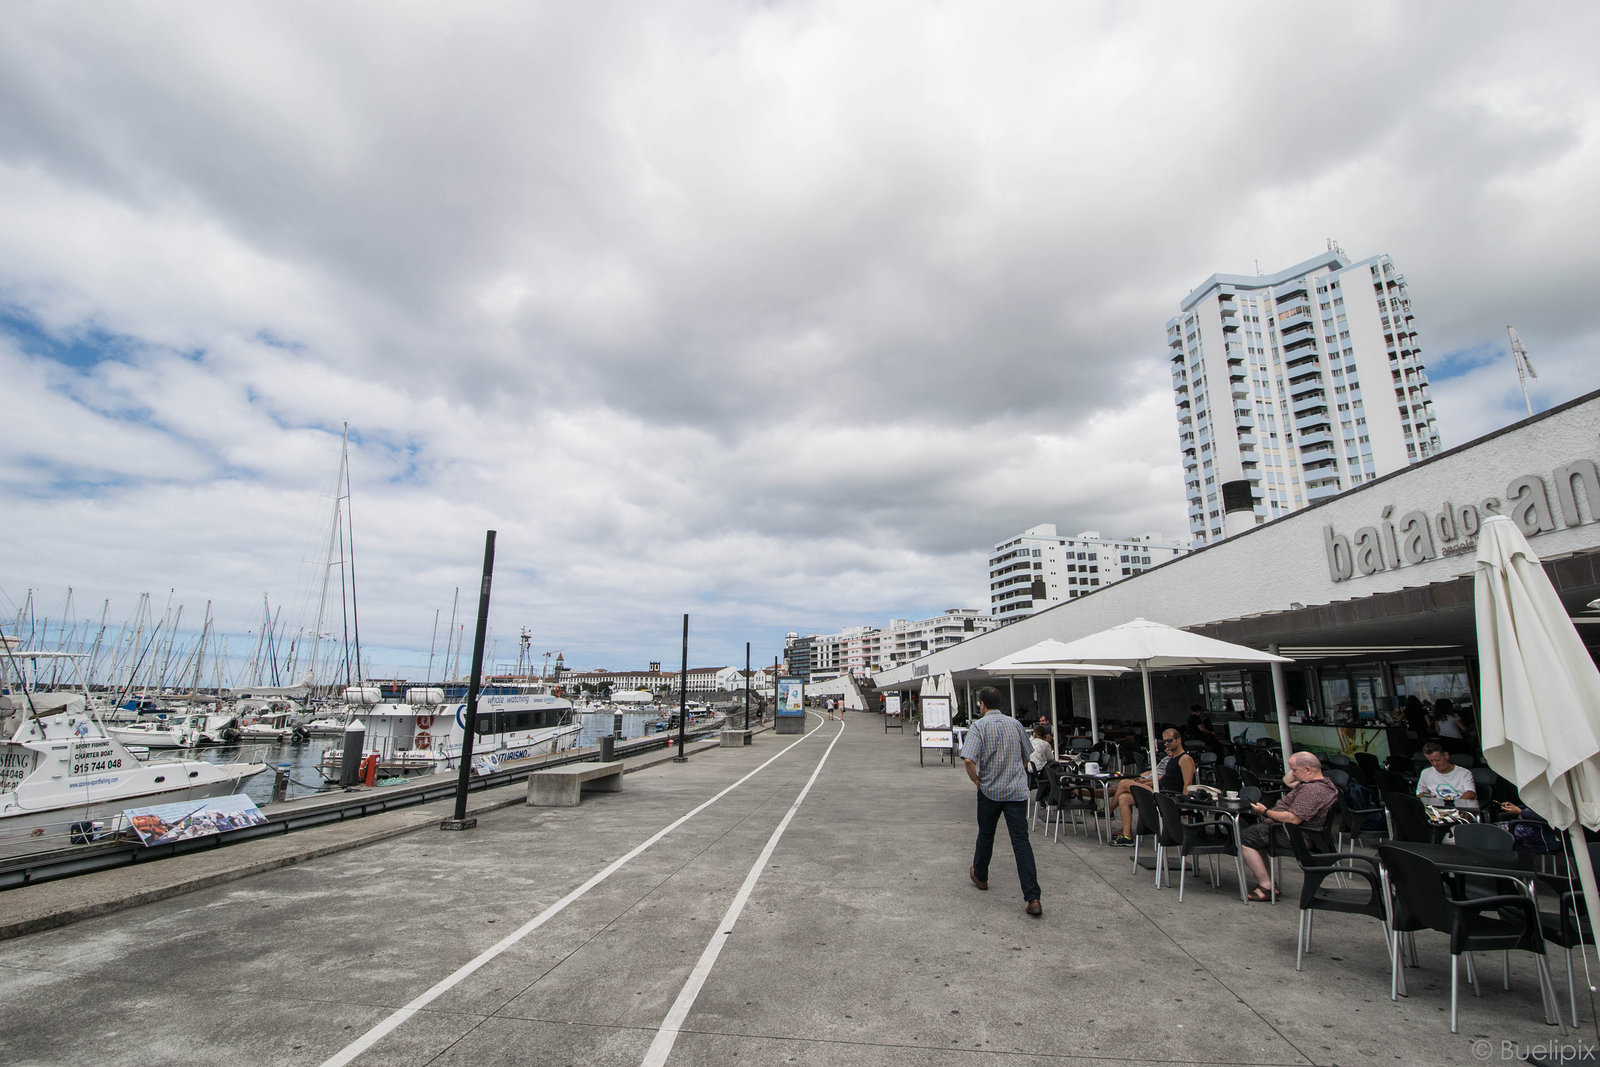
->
xmin=1474 ymin=515 xmax=1600 ymax=939
xmin=1020 ymin=618 xmax=1293 ymax=780
xmin=979 ymin=642 xmax=1127 ymax=757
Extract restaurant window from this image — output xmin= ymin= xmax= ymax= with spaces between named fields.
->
xmin=1392 ymin=658 xmax=1476 ymax=720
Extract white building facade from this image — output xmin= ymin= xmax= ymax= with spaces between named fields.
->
xmin=1169 ymin=249 xmax=1442 ymax=547
xmin=561 ymin=666 xmax=742 ymax=694
xmin=789 ymin=609 xmax=998 ymax=682
xmin=989 ymin=525 xmax=1187 ymax=620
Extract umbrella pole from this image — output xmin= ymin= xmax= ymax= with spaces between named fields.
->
xmin=1568 ymin=825 xmax=1600 ymax=1001
xmin=1049 ymin=671 xmax=1059 ymax=761
xmin=1008 ymin=677 xmax=1016 ymax=719
xmin=1088 ymin=677 xmax=1099 ymax=745
xmin=1142 ymin=662 xmax=1158 ymax=777
xmin=1271 ymin=644 xmax=1293 ymax=772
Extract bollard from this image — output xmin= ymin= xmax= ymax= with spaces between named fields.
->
xmin=339 ymin=719 xmax=367 ymax=788
xmin=600 ymin=735 xmax=615 ymax=763
xmin=271 ymin=762 xmax=292 ymax=803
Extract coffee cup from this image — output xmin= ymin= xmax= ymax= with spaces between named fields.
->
xmin=1225 ymin=790 xmax=1240 ymax=800
xmin=1083 ymin=762 xmax=1100 ymax=776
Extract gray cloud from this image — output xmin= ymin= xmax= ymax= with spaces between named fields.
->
xmin=2 ymin=2 xmax=1599 ymax=671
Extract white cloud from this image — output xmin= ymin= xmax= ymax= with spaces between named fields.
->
xmin=3 ymin=2 xmax=1599 ymax=677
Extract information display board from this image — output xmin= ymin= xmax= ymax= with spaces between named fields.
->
xmin=919 ymin=696 xmax=955 ymax=765
xmin=920 ymin=695 xmax=952 ymax=729
xmin=776 ymin=679 xmax=805 ymax=716
xmin=883 ymin=692 xmax=904 ymax=732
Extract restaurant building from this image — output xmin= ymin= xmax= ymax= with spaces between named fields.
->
xmin=874 ymin=389 xmax=1600 ymax=757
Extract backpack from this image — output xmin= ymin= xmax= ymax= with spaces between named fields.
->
xmin=1344 ymin=780 xmax=1386 ymax=831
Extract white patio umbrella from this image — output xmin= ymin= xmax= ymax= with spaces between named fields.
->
xmin=979 ymin=641 xmax=1128 ymax=758
xmin=1474 ymin=515 xmax=1600 ymax=938
xmin=1017 ymin=618 xmax=1293 ymax=778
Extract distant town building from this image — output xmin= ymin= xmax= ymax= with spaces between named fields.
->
xmin=1168 ymin=247 xmax=1442 ymax=546
xmin=561 ymin=666 xmax=742 ymax=694
xmin=988 ymin=525 xmax=1187 ymax=620
xmin=785 ymin=609 xmax=998 ymax=682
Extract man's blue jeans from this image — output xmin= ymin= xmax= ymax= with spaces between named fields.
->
xmin=973 ymin=791 xmax=1040 ymax=902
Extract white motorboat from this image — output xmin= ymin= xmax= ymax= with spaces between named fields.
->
xmin=317 ymin=685 xmax=580 ymax=778
xmin=105 ymin=715 xmax=204 ymax=749
xmin=0 ymin=660 xmax=267 ymax=857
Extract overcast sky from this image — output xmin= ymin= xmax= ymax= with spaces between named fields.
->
xmin=3 ymin=2 xmax=1598 ymax=683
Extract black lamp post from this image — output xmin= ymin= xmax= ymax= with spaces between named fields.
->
xmin=743 ymin=641 xmax=751 ymax=730
xmin=442 ymin=529 xmax=495 ymax=831
xmin=674 ymin=613 xmax=689 ymax=762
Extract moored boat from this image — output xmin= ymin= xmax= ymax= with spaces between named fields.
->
xmin=317 ymin=684 xmax=580 ymax=779
xmin=0 ymin=655 xmax=267 ymax=856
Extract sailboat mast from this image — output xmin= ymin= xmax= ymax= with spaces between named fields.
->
xmin=308 ymin=425 xmax=349 ymax=699
xmin=342 ymin=423 xmax=364 ymax=687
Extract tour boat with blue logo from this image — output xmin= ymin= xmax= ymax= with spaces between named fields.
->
xmin=316 ymin=684 xmax=581 ymax=778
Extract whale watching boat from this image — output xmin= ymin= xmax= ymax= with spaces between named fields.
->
xmin=0 ymin=652 xmax=267 ymax=856
xmin=317 ymin=683 xmax=581 ymax=778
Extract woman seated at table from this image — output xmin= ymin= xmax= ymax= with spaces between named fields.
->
xmin=1028 ymin=724 xmax=1054 ymax=772
xmin=1108 ymin=730 xmax=1195 ymax=846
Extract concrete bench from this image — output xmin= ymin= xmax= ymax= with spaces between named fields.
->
xmin=525 ymin=761 xmax=625 ymax=807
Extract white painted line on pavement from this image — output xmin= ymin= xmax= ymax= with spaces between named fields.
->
xmin=640 ymin=715 xmax=845 ymax=1067
xmin=320 ymin=716 xmax=826 ymax=1067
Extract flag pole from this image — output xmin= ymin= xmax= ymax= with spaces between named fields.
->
xmin=1508 ymin=325 xmax=1536 ymax=418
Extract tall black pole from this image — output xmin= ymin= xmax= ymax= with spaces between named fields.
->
xmin=743 ymin=641 xmax=751 ymax=730
xmin=674 ymin=613 xmax=689 ymax=762
xmin=772 ymin=655 xmax=779 ymax=723
xmin=443 ymin=530 xmax=495 ymax=830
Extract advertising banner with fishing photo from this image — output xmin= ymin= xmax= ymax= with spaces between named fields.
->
xmin=125 ymin=793 xmax=267 ymax=846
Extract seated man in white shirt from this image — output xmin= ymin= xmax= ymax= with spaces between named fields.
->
xmin=1417 ymin=742 xmax=1478 ymax=810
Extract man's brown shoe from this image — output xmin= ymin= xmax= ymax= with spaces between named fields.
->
xmin=969 ymin=866 xmax=988 ymax=890
xmin=1025 ymin=900 xmax=1042 ymax=917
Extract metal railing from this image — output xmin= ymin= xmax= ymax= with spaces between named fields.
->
xmin=0 ymin=718 xmax=740 ymax=891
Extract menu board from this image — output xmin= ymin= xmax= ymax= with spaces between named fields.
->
xmin=921 ymin=695 xmax=952 ymax=730
xmin=883 ymin=693 xmax=901 ymax=717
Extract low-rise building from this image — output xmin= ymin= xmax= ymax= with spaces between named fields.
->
xmin=562 ymin=666 xmax=742 ymax=695
xmin=787 ymin=609 xmax=998 ymax=681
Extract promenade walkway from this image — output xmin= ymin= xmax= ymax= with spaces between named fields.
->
xmin=0 ymin=713 xmax=1585 ymax=1066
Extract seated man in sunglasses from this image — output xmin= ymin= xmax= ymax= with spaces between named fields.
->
xmin=1108 ymin=730 xmax=1195 ymax=846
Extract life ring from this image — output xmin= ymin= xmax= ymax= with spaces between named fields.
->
xmin=415 ymin=714 xmax=434 ymax=730
xmin=415 ymin=730 xmax=432 ymax=750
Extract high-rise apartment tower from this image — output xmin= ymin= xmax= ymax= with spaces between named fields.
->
xmin=1168 ymin=249 xmax=1441 ymax=545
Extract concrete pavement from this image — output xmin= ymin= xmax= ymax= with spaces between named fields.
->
xmin=0 ymin=713 xmax=1588 ymax=1066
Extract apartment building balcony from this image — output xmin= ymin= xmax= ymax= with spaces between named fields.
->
xmin=1292 ymin=393 xmax=1328 ymax=415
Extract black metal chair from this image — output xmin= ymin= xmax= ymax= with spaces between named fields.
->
xmin=1378 ymin=844 xmax=1563 ymax=1033
xmin=1047 ymin=767 xmax=1102 ymax=843
xmin=1330 ymin=787 xmax=1387 ymax=854
xmin=1376 ymin=768 xmax=1414 ymax=796
xmin=1326 ymin=767 xmax=1351 ymax=790
xmin=1384 ymin=792 xmax=1444 ymax=843
xmin=1538 ymin=845 xmax=1600 ymax=1028
xmin=1353 ymin=750 xmax=1383 ymax=783
xmin=1130 ymin=786 xmax=1164 ymax=885
xmin=1152 ymin=791 xmax=1244 ymax=902
xmin=1287 ymin=825 xmax=1389 ymax=972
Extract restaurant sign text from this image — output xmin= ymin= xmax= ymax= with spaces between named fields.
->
xmin=1324 ymin=456 xmax=1600 ymax=582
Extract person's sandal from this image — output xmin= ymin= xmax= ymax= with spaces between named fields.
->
xmin=1247 ymin=886 xmax=1274 ymax=902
